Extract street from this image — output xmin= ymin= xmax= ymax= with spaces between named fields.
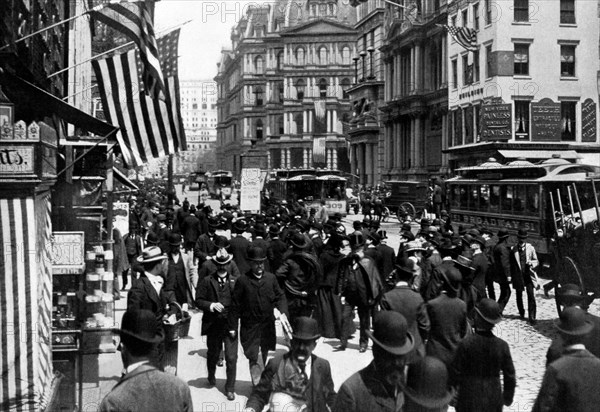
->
xmin=80 ymin=212 xmax=600 ymax=412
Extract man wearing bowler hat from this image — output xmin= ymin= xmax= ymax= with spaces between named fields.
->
xmin=403 ymin=356 xmax=455 ymax=412
xmin=333 ymin=311 xmax=415 ymax=412
xmin=244 ymin=317 xmax=336 ymax=412
xmin=230 ymin=219 xmax=251 ymax=274
xmin=194 ymin=216 xmax=221 ymax=263
xmin=99 ymin=310 xmax=192 ymax=412
xmin=492 ymin=228 xmax=512 ymax=312
xmin=533 ymin=306 xmax=600 ymax=412
xmin=510 ymin=228 xmax=539 ymax=324
xmin=230 ymin=245 xmax=291 ymax=386
xmin=164 ymin=233 xmax=197 ymax=308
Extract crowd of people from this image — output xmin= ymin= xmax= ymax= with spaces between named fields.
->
xmin=99 ymin=186 xmax=600 ymax=412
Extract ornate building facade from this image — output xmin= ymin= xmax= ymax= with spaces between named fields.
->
xmin=215 ymin=0 xmax=357 ymax=177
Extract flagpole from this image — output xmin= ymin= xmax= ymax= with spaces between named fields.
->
xmin=381 ymin=0 xmax=410 ymax=9
xmin=61 ymin=84 xmax=97 ymax=101
xmin=46 ymin=19 xmax=194 ymax=79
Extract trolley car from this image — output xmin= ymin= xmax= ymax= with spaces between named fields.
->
xmin=205 ymin=170 xmax=233 ymax=199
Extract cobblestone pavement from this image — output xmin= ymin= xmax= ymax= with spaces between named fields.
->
xmin=81 ymin=212 xmax=600 ymax=412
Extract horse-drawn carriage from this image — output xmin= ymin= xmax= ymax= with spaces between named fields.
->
xmin=383 ymin=180 xmax=430 ymax=221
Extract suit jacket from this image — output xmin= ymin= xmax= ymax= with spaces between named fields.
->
xmin=333 ymin=361 xmax=404 ymax=412
xmin=127 ymin=275 xmax=174 ymax=323
xmin=425 ymin=293 xmax=469 ymax=367
xmin=267 ymin=237 xmax=288 ymax=273
xmin=510 ymin=242 xmax=538 ymax=291
xmin=195 ymin=272 xmax=238 ymax=335
xmin=99 ymin=364 xmax=192 ymax=412
xmin=164 ymin=252 xmax=197 ymax=307
xmin=180 ymin=214 xmax=202 ymax=244
xmin=336 ymin=255 xmax=384 ymax=306
xmin=492 ymin=240 xmax=512 ymax=283
xmin=376 ymin=243 xmax=396 ymax=281
xmin=380 ymin=284 xmax=430 ymax=361
xmin=197 ymin=259 xmax=240 ymax=283
xmin=246 ymin=353 xmax=336 ymax=412
xmin=533 ymin=348 xmax=600 ymax=412
xmin=471 ymin=252 xmax=489 ymax=299
xmin=230 ymin=235 xmax=251 ymax=274
xmin=424 ymin=259 xmax=456 ymax=301
xmin=193 ymin=233 xmax=217 ymax=262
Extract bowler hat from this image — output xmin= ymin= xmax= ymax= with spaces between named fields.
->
xmin=366 ymin=311 xmax=414 ymax=355
xmin=438 ymin=237 xmax=457 ymax=251
xmin=377 ymin=230 xmax=388 ymax=240
xmin=420 ymin=218 xmax=431 ymax=228
xmin=145 ymin=232 xmax=159 ymax=246
xmin=268 ymin=224 xmax=280 ymax=236
xmin=517 ymin=228 xmax=528 ymax=239
xmin=475 ymin=298 xmax=503 ymax=324
xmin=555 ymin=306 xmax=593 ymax=336
xmin=292 ymin=317 xmax=321 ymax=340
xmin=394 ymin=259 xmax=415 ymax=280
xmin=207 ymin=217 xmax=220 ymax=229
xmin=289 ymin=232 xmax=309 ymax=249
xmin=403 ymin=357 xmax=455 ymax=409
xmin=332 ymin=212 xmax=343 ymax=221
xmin=213 ymin=248 xmax=233 ymax=265
xmin=400 ymin=230 xmax=415 ymax=241
xmin=401 ymin=223 xmax=413 ymax=232
xmin=157 ymin=214 xmax=166 ymax=222
xmin=168 ymin=233 xmax=182 ymax=246
xmin=232 ymin=220 xmax=247 ymax=233
xmin=497 ymin=229 xmax=510 ymax=239
xmin=247 ymin=246 xmax=267 ymax=262
xmin=214 ymin=235 xmax=230 ymax=250
xmin=367 ymin=231 xmax=381 ymax=245
xmin=470 ymin=235 xmax=486 ymax=248
xmin=254 ymin=224 xmax=267 ymax=237
xmin=137 ymin=246 xmax=167 ymax=263
xmin=295 ymin=220 xmax=309 ymax=232
xmin=441 ymin=267 xmax=462 ymax=295
xmin=557 ymin=283 xmax=586 ymax=307
xmin=116 ymin=309 xmax=164 ymax=344
xmin=349 ymin=232 xmax=365 ymax=249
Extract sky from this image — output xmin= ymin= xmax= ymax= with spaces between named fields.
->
xmin=155 ymin=0 xmax=265 ymax=81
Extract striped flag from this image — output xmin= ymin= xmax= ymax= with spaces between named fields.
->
xmin=438 ymin=24 xmax=478 ymax=52
xmin=90 ymin=1 xmax=165 ymax=99
xmin=92 ymin=29 xmax=186 ymax=167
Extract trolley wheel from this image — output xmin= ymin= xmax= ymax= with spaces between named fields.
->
xmin=399 ymin=202 xmax=416 ymax=219
xmin=555 ymin=256 xmax=586 ymax=316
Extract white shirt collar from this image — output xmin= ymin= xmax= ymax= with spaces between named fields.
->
xmin=298 ymin=356 xmax=312 ymax=379
xmin=565 ymin=344 xmax=586 ymax=352
xmin=145 ymin=271 xmax=163 ymax=294
xmin=125 ymin=360 xmax=149 ymax=375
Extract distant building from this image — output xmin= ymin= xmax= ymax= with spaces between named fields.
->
xmin=446 ymin=0 xmax=600 ymax=168
xmin=215 ymin=0 xmax=358 ymax=177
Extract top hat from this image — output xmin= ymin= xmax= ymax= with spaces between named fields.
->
xmin=441 ymin=267 xmax=462 ymax=295
xmin=475 ymin=298 xmax=503 ymax=325
xmin=349 ymin=232 xmax=365 ymax=249
xmin=557 ymin=283 xmax=586 ymax=307
xmin=292 ymin=317 xmax=321 ymax=340
xmin=247 ymin=246 xmax=267 ymax=262
xmin=403 ymin=357 xmax=455 ymax=409
xmin=366 ymin=311 xmax=414 ymax=355
xmin=207 ymin=217 xmax=220 ymax=229
xmin=497 ymin=229 xmax=510 ymax=239
xmin=555 ymin=306 xmax=594 ymax=336
xmin=268 ymin=224 xmax=280 ymax=236
xmin=517 ymin=228 xmax=528 ymax=239
xmin=454 ymin=255 xmax=474 ymax=271
xmin=116 ymin=309 xmax=164 ymax=344
xmin=289 ymin=232 xmax=309 ymax=249
xmin=232 ymin=220 xmax=247 ymax=233
xmin=168 ymin=233 xmax=182 ymax=246
xmin=214 ymin=235 xmax=230 ymax=250
xmin=137 ymin=246 xmax=167 ymax=263
xmin=405 ymin=240 xmax=426 ymax=253
xmin=213 ymin=248 xmax=233 ymax=265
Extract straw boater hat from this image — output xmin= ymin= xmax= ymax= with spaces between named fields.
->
xmin=137 ymin=246 xmax=167 ymax=263
xmin=405 ymin=240 xmax=426 ymax=253
xmin=212 ymin=248 xmax=233 ymax=265
xmin=366 ymin=311 xmax=414 ymax=355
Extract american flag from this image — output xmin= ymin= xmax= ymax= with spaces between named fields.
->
xmin=439 ymin=24 xmax=478 ymax=52
xmin=92 ymin=29 xmax=186 ymax=167
xmin=90 ymin=1 xmax=165 ymax=99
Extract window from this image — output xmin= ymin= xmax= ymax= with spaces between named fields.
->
xmin=473 ymin=3 xmax=480 ymax=30
xmin=255 ymin=56 xmax=264 ymax=74
xmin=276 ymin=51 xmax=283 ymax=70
xmin=560 ymin=45 xmax=576 ymax=76
xmin=341 ymin=78 xmax=351 ymax=97
xmin=277 ymin=115 xmax=284 ymax=135
xmin=451 ymin=15 xmax=457 ymax=29
xmin=318 ymin=47 xmax=328 ymax=65
xmin=485 ymin=0 xmax=492 ymax=25
xmin=514 ymin=100 xmax=530 ymax=139
xmin=514 ymin=0 xmax=529 ymax=22
xmin=256 ymin=119 xmax=263 ymax=140
xmin=486 ymin=44 xmax=493 ymax=78
xmin=254 ymin=86 xmax=263 ymax=106
xmin=319 ymin=78 xmax=328 ymax=98
xmin=192 ymin=103 xmax=198 ymax=110
xmin=294 ymin=113 xmax=304 ymax=134
xmin=514 ymin=43 xmax=529 ymax=75
xmin=461 ymin=9 xmax=468 ymax=27
xmin=473 ymin=50 xmax=480 ymax=82
xmin=561 ymin=101 xmax=576 ymax=141
xmin=462 ymin=55 xmax=471 ymax=85
xmin=560 ymin=0 xmax=575 ymax=24
xmin=278 ymin=82 xmax=284 ymax=102
xmin=296 ymin=79 xmax=306 ymax=100
xmin=296 ymin=48 xmax=305 ymax=66
xmin=451 ymin=59 xmax=458 ymax=88
xmin=342 ymin=46 xmax=351 ymax=65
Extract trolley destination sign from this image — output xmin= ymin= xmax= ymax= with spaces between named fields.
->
xmin=451 ymin=212 xmax=539 ymax=232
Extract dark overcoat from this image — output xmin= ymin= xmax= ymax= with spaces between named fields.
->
xmin=546 ymin=312 xmax=600 ymax=364
xmin=195 ymin=273 xmax=237 ymax=335
xmin=425 ymin=293 xmax=469 ymax=367
xmin=492 ymin=240 xmax=511 ymax=283
xmin=230 ymin=235 xmax=251 ymax=274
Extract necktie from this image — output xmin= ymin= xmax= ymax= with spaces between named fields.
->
xmin=299 ymin=363 xmax=307 ymax=383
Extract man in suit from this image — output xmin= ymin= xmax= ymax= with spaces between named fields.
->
xmin=100 ymin=309 xmax=192 ymax=412
xmin=180 ymin=205 xmax=202 ymax=252
xmin=375 ymin=230 xmax=396 ymax=288
xmin=492 ymin=228 xmax=512 ymax=312
xmin=230 ymin=219 xmax=251 ymax=275
xmin=197 ymin=236 xmax=241 ymax=282
xmin=267 ymin=224 xmax=287 ymax=273
xmin=379 ymin=259 xmax=430 ymax=363
xmin=194 ymin=217 xmax=220 ymax=263
xmin=533 ymin=306 xmax=600 ymax=412
xmin=196 ymin=249 xmax=239 ymax=400
xmin=333 ymin=311 xmax=414 ymax=412
xmin=244 ymin=317 xmax=336 ymax=412
xmin=470 ymin=235 xmax=489 ymax=302
xmin=230 ymin=245 xmax=291 ymax=385
xmin=164 ymin=233 xmax=197 ymax=308
xmin=510 ymin=228 xmax=539 ymax=324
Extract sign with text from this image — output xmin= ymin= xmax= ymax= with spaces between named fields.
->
xmin=480 ymin=103 xmax=512 ymax=141
xmin=50 ymin=231 xmax=85 ymax=266
xmin=581 ymin=98 xmax=597 ymax=143
xmin=531 ymin=99 xmax=561 ymax=141
xmin=113 ymin=202 xmax=130 ymax=236
xmin=0 ymin=144 xmax=35 ymax=174
xmin=450 ymin=213 xmax=539 ymax=233
xmin=240 ymin=168 xmax=262 ymax=211
xmin=306 ymin=200 xmax=348 ymax=217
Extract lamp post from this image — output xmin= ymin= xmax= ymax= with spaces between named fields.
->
xmin=367 ymin=47 xmax=375 ymax=79
xmin=353 ymin=56 xmax=360 ymax=84
xmin=360 ymin=51 xmax=367 ymax=82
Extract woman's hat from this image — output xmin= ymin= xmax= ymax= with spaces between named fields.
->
xmin=291 ymin=317 xmax=321 ymax=341
xmin=289 ymin=232 xmax=308 ymax=249
xmin=497 ymin=228 xmax=510 ymax=239
xmin=168 ymin=233 xmax=182 ymax=246
xmin=213 ymin=248 xmax=233 ymax=265
xmin=116 ymin=309 xmax=164 ymax=344
xmin=137 ymin=246 xmax=167 ymax=263
xmin=247 ymin=246 xmax=267 ymax=262
xmin=366 ymin=311 xmax=414 ymax=355
xmin=555 ymin=306 xmax=593 ymax=336
xmin=475 ymin=298 xmax=503 ymax=324
xmin=405 ymin=240 xmax=426 ymax=253
xmin=403 ymin=357 xmax=455 ymax=409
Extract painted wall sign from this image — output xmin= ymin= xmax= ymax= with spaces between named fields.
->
xmin=0 ymin=144 xmax=35 ymax=174
xmin=531 ymin=98 xmax=561 ymax=141
xmin=480 ymin=103 xmax=512 ymax=141
xmin=581 ymin=98 xmax=597 ymax=143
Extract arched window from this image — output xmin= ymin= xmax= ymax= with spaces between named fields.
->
xmin=319 ymin=78 xmax=328 ymax=98
xmin=256 ymin=119 xmax=263 ymax=140
xmin=319 ymin=47 xmax=328 ymax=65
xmin=255 ymin=55 xmax=264 ymax=74
xmin=296 ymin=79 xmax=306 ymax=100
xmin=342 ymin=46 xmax=351 ymax=65
xmin=296 ymin=47 xmax=305 ymax=66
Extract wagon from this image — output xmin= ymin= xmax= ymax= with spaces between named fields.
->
xmin=383 ymin=180 xmax=430 ymax=221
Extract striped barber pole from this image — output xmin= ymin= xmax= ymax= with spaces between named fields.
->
xmin=0 ymin=194 xmax=53 ymax=410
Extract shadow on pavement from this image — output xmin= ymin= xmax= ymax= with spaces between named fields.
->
xmin=532 ymin=319 xmax=558 ymax=341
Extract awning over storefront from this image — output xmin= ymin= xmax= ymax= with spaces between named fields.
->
xmin=0 ymin=71 xmax=117 ymax=136
xmin=498 ymin=149 xmax=581 ymax=161
xmin=113 ymin=167 xmax=139 ymax=191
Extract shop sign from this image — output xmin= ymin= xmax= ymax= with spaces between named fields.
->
xmin=480 ymin=103 xmax=512 ymax=141
xmin=450 ymin=212 xmax=539 ymax=232
xmin=50 ymin=231 xmax=85 ymax=266
xmin=531 ymin=98 xmax=561 ymax=141
xmin=0 ymin=144 xmax=35 ymax=174
xmin=581 ymin=98 xmax=597 ymax=143
xmin=113 ymin=202 xmax=130 ymax=236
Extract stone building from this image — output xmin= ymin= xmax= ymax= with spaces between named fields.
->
xmin=215 ymin=0 xmax=358 ymax=177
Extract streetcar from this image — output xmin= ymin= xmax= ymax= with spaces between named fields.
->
xmin=446 ymin=155 xmax=600 ymax=284
xmin=205 ymin=170 xmax=234 ymax=199
xmin=187 ymin=171 xmax=205 ymax=191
